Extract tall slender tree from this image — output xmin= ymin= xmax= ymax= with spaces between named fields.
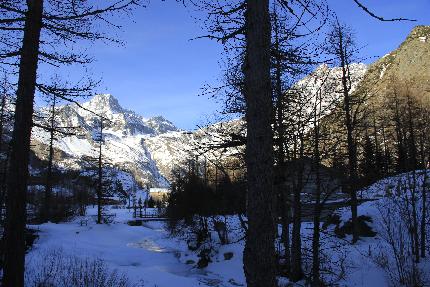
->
xmin=2 ymin=2 xmax=44 ymax=285
xmin=325 ymin=20 xmax=362 ymax=243
xmin=242 ymin=1 xmax=277 ymax=286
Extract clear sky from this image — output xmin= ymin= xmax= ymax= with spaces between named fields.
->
xmin=55 ymin=0 xmax=430 ymax=130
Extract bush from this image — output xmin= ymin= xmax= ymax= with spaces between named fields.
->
xmin=25 ymin=249 xmax=143 ymax=287
xmin=334 ymin=215 xmax=377 ymax=238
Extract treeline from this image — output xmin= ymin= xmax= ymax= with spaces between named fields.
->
xmin=167 ymin=159 xmax=246 ymax=224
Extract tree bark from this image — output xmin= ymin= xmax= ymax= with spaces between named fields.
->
xmin=312 ymin=166 xmax=322 ymax=287
xmin=2 ymin=1 xmax=44 ymax=286
xmin=312 ymin=91 xmax=323 ymax=287
xmin=0 ymin=89 xmax=8 ymax=220
xmin=243 ymin=1 xmax=277 ymax=287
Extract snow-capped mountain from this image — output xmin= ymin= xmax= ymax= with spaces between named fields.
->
xmin=31 ymin=94 xmax=182 ymax=188
xmin=30 ymin=62 xmax=367 ymax=188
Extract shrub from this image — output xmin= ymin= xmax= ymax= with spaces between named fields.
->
xmin=25 ymin=249 xmax=143 ymax=287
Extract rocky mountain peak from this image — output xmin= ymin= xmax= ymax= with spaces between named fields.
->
xmin=82 ymin=94 xmax=124 ymax=114
xmin=145 ymin=116 xmax=178 ymax=134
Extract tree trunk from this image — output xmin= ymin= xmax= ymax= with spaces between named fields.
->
xmin=289 ymin=126 xmax=305 ymax=282
xmin=243 ymin=1 xmax=277 ymax=287
xmin=312 ymin=91 xmax=322 ymax=287
xmin=0 ymin=90 xmax=7 ymax=220
xmin=339 ymin=31 xmax=359 ymax=243
xmin=43 ymin=94 xmax=57 ymax=222
xmin=280 ymin=187 xmax=291 ymax=275
xmin=411 ymin=171 xmax=419 ymax=263
xmin=421 ymin=167 xmax=427 ymax=258
xmin=290 ymin=161 xmax=304 ymax=282
xmin=273 ymin=12 xmax=290 ymax=275
xmin=97 ymin=119 xmax=103 ymax=224
xmin=312 ymin=167 xmax=321 ymax=287
xmin=2 ymin=1 xmax=44 ymax=286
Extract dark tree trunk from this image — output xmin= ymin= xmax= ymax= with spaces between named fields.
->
xmin=312 ymin=91 xmax=322 ymax=287
xmin=280 ymin=188 xmax=291 ymax=274
xmin=97 ymin=119 xmax=103 ymax=224
xmin=421 ymin=165 xmax=427 ymax=258
xmin=411 ymin=171 xmax=420 ymax=263
xmin=273 ymin=12 xmax=290 ymax=275
xmin=2 ymin=1 xmax=44 ymax=286
xmin=338 ymin=28 xmax=359 ymax=243
xmin=0 ymin=90 xmax=8 ymax=220
xmin=312 ymin=166 xmax=322 ymax=286
xmin=406 ymin=97 xmax=417 ymax=170
xmin=43 ymin=94 xmax=57 ymax=222
xmin=243 ymin=1 xmax=277 ymax=287
xmin=289 ymin=126 xmax=305 ymax=282
xmin=290 ymin=160 xmax=304 ymax=282
xmin=393 ymin=96 xmax=407 ymax=172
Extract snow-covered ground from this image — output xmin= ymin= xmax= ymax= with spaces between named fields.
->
xmin=27 ymin=207 xmax=246 ymax=287
xmin=26 ymin=171 xmax=430 ymax=286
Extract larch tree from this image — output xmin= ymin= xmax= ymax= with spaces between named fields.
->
xmin=242 ymin=1 xmax=278 ymax=286
xmin=33 ymin=83 xmax=82 ymax=223
xmin=324 ymin=20 xmax=362 ymax=243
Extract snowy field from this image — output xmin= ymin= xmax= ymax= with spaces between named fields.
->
xmin=26 ymin=172 xmax=430 ymax=287
xmin=27 ymin=207 xmax=246 ymax=287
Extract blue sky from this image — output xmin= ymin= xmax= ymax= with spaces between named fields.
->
xmin=48 ymin=0 xmax=430 ymax=130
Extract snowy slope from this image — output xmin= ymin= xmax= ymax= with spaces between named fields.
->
xmin=31 ymin=94 xmax=176 ymax=187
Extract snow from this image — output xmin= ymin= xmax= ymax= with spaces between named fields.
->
xmin=24 ymin=169 xmax=430 ymax=286
xmin=27 ymin=203 xmax=389 ymax=286
xmin=25 ymin=202 xmax=381 ymax=286
xmin=27 ymin=207 xmax=246 ymax=287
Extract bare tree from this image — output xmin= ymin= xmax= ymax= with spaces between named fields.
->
xmin=324 ymin=20 xmax=363 ymax=243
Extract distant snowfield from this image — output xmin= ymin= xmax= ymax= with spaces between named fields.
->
xmin=26 ymin=172 xmax=430 ymax=287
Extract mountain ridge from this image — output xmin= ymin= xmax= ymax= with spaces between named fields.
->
xmin=30 ymin=26 xmax=427 ymax=188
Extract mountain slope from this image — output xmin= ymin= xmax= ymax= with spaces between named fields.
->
xmin=31 ymin=94 xmax=178 ymax=188
xmin=356 ymin=25 xmax=430 ymax=107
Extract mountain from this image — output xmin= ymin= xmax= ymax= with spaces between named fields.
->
xmin=356 ymin=25 xmax=430 ymax=108
xmin=30 ymin=64 xmax=368 ymax=188
xmin=31 ymin=94 xmax=181 ymax=188
xmin=37 ymin=23 xmax=430 ymax=189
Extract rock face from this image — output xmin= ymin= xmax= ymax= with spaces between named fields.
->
xmin=356 ymin=25 xmax=430 ymax=107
